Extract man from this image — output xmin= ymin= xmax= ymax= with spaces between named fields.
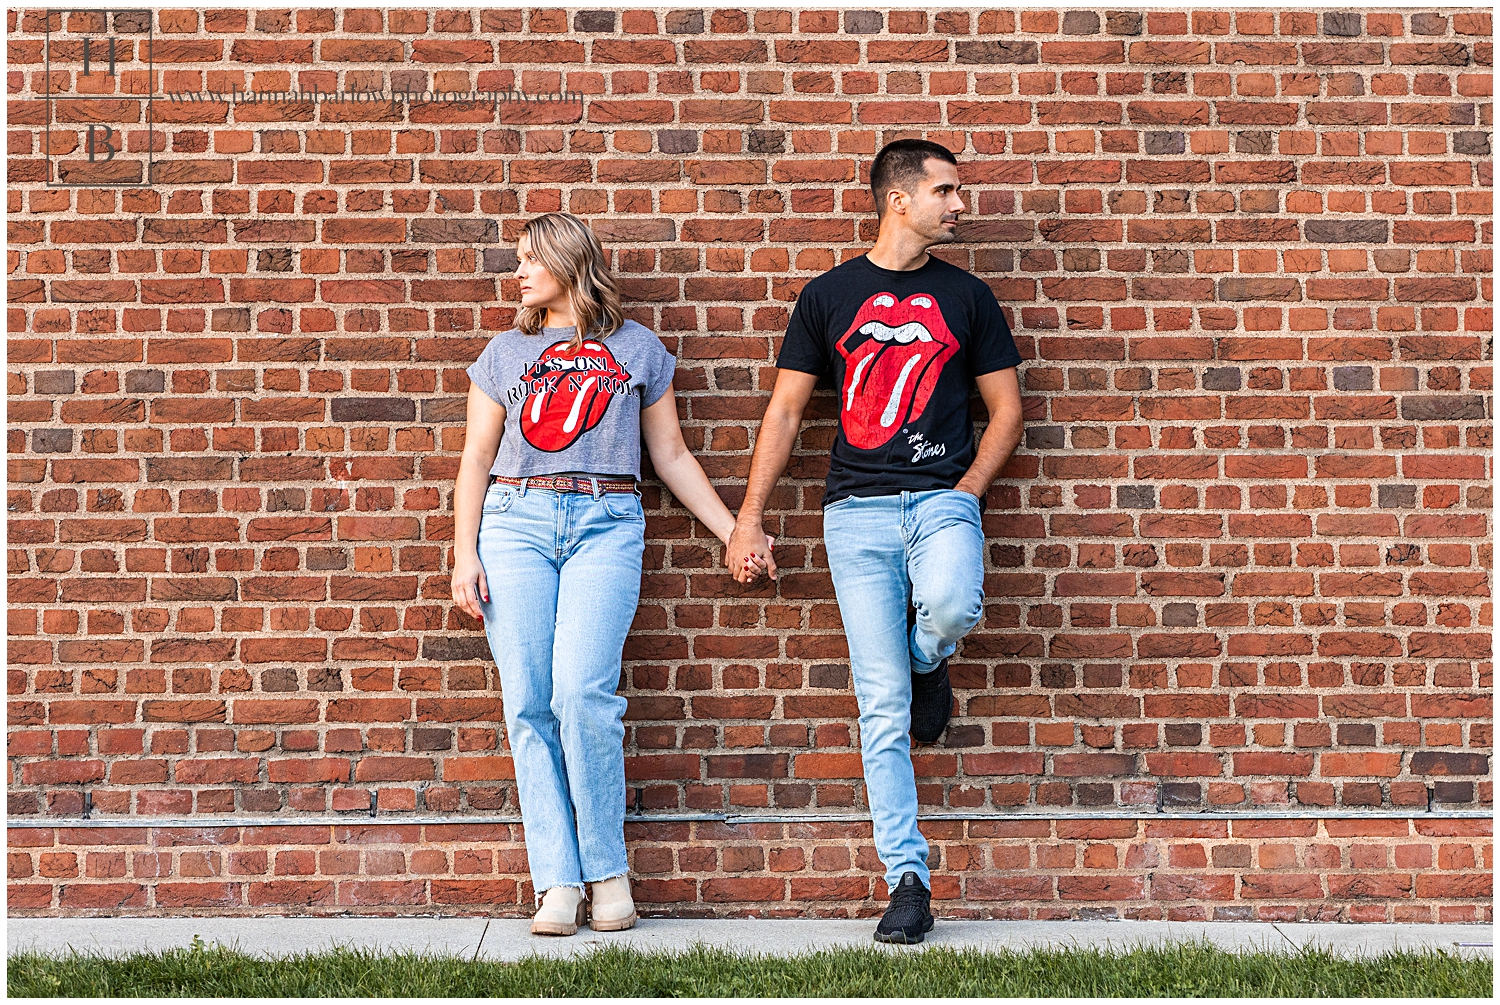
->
xmin=726 ymin=138 xmax=1024 ymax=943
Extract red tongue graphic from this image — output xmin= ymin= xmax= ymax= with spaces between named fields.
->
xmin=835 ymin=292 xmax=958 ymax=450
xmin=520 ymin=339 xmax=630 ymax=452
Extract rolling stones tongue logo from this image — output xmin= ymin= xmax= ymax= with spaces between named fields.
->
xmin=519 ymin=339 xmax=632 ymax=452
xmin=835 ymin=292 xmax=959 ymax=450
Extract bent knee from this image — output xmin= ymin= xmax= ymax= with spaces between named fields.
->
xmin=920 ymin=593 xmax=983 ymax=641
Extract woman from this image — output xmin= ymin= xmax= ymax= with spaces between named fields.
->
xmin=451 ymin=212 xmax=772 ymax=936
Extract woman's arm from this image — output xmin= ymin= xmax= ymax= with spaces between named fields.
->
xmin=640 ymin=389 xmax=773 ymax=582
xmin=451 ymin=384 xmax=506 ymax=620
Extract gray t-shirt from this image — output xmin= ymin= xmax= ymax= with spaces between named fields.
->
xmin=466 ymin=320 xmax=677 ymax=479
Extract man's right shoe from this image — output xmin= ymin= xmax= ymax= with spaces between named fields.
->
xmin=874 ymin=871 xmax=934 ymax=944
xmin=909 ymin=657 xmax=953 ymax=743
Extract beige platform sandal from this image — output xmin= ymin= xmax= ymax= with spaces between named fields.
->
xmin=530 ymin=885 xmax=587 ymax=936
xmin=588 ymin=874 xmax=638 ymax=931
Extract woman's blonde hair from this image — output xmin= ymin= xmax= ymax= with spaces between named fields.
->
xmin=514 ymin=212 xmax=624 ymax=351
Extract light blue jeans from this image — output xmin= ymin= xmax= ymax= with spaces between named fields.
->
xmin=477 ymin=480 xmax=644 ymax=898
xmin=822 ymin=489 xmax=986 ymax=891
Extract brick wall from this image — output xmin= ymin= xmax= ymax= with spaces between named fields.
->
xmin=7 ymin=817 xmax=1491 ymax=920
xmin=5 ymin=8 xmax=1493 ymax=920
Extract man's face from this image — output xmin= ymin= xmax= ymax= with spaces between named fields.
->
xmin=888 ymin=158 xmax=965 ymax=244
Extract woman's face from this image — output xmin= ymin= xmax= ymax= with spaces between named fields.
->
xmin=515 ymin=234 xmax=568 ymax=314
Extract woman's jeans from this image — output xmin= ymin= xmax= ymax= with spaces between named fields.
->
xmin=822 ymin=489 xmax=986 ymax=892
xmin=477 ymin=480 xmax=644 ymax=898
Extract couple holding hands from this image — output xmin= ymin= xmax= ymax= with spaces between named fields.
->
xmin=451 ymin=140 xmax=1025 ymax=944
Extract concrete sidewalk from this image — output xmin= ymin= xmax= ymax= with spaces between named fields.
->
xmin=8 ymin=917 xmax=1491 ymax=961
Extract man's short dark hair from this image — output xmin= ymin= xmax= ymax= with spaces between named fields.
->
xmin=870 ymin=139 xmax=959 ymax=218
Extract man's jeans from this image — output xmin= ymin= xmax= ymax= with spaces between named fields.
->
xmin=823 ymin=489 xmax=986 ymax=891
xmin=477 ymin=480 xmax=644 ymax=898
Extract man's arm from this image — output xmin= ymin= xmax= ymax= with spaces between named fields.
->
xmin=953 ymin=367 xmax=1024 ymax=500
xmin=725 ymin=369 xmax=820 ymax=581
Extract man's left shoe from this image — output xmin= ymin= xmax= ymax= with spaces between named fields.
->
xmin=910 ymin=658 xmax=953 ymax=743
xmin=874 ymin=871 xmax=934 ymax=944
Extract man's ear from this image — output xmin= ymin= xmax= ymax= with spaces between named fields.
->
xmin=885 ymin=187 xmax=908 ymax=217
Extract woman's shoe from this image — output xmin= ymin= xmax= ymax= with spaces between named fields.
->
xmin=531 ymin=886 xmax=587 ymax=936
xmin=588 ymin=874 xmax=638 ymax=931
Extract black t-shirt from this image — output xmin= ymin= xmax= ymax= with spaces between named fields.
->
xmin=776 ymin=254 xmax=1021 ymax=505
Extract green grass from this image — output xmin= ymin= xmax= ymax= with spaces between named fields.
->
xmin=8 ymin=942 xmax=1491 ymax=998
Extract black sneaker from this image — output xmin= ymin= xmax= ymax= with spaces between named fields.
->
xmin=874 ymin=871 xmax=934 ymax=944
xmin=910 ymin=658 xmax=953 ymax=743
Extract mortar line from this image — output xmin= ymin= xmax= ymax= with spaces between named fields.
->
xmin=6 ymin=808 xmax=1488 ymax=829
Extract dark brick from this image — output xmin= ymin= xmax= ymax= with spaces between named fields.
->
xmin=809 ymin=664 xmax=848 ymax=689
xmin=412 ymin=729 xmax=452 ymax=751
xmin=942 ymin=724 xmax=985 ymax=748
xmin=421 ymin=637 xmax=492 ymax=662
xmin=955 ymin=40 xmax=1039 ymax=64
xmin=1026 ymin=426 xmax=1065 ymax=450
xmin=1432 ymin=781 xmax=1473 ymax=803
xmin=1332 ymin=366 xmax=1373 ymax=391
xmin=330 ymin=398 xmax=416 ymax=422
xmin=665 ymin=10 xmax=704 ymax=34
xmin=1164 ymin=723 xmax=1202 ymax=745
xmin=1410 ymin=751 xmax=1489 ymax=776
xmin=1105 ymin=11 xmax=1142 ymax=35
xmin=482 ymin=247 xmax=518 ymax=273
xmin=1202 ymin=367 xmax=1242 ymax=391
xmin=34 ymin=370 xmax=76 ymax=395
xmin=1061 ymin=11 xmax=1100 ymax=34
xmin=1453 ymin=132 xmax=1490 ymax=155
xmin=844 ymin=11 xmax=881 ymax=33
xmin=33 ymin=429 xmax=74 ymax=453
xmin=1400 ymin=396 xmax=1486 ymax=421
xmin=1162 ymin=603 xmax=1198 ymax=628
xmin=1041 ymin=664 xmax=1075 ymax=689
xmin=124 ymin=369 xmax=165 ymax=393
xmin=1411 ymin=13 xmax=1447 ymax=35
xmin=1377 ymin=485 xmax=1416 ymax=509
xmin=658 ymin=130 xmax=698 ymax=154
xmin=1116 ymin=485 xmax=1156 ymax=509
xmin=1304 ymin=220 xmax=1389 ymax=244
xmin=573 ymin=10 xmax=616 ymax=32
xmin=747 ymin=130 xmax=786 ymax=154
xmin=1077 ymin=782 xmax=1115 ymax=805
xmin=1234 ymin=131 xmax=1272 ymax=155
xmin=1322 ymin=12 xmax=1361 ymax=36
xmin=1145 ymin=131 xmax=1185 ymax=155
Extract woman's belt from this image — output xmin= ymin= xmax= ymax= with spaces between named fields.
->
xmin=489 ymin=474 xmax=637 ymax=494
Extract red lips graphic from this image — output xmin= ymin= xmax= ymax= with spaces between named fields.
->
xmin=520 ymin=339 xmax=631 ymax=452
xmin=835 ymin=292 xmax=959 ymax=450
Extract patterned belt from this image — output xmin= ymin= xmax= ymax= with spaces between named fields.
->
xmin=489 ymin=474 xmax=637 ymax=495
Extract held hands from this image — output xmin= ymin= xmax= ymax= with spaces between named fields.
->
xmin=726 ymin=518 xmax=777 ymax=585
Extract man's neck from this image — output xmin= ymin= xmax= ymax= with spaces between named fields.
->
xmin=866 ymin=228 xmax=933 ymax=272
